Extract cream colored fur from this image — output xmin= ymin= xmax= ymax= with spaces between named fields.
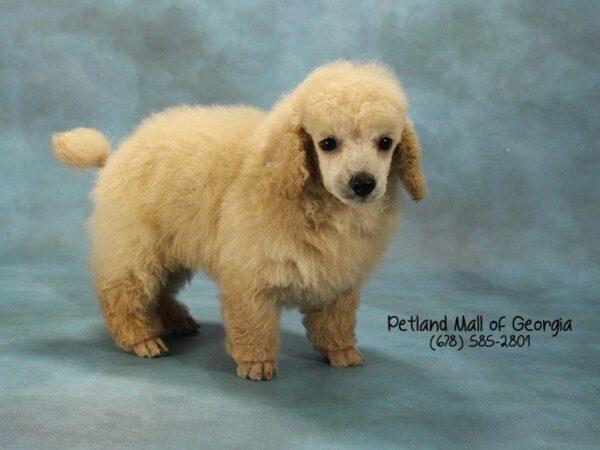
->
xmin=52 ymin=61 xmax=427 ymax=380
xmin=53 ymin=127 xmax=111 ymax=169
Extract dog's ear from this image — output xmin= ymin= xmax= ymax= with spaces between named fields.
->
xmin=392 ymin=117 xmax=427 ymax=202
xmin=261 ymin=95 xmax=309 ymax=200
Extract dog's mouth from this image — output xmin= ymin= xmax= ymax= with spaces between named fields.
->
xmin=337 ymin=186 xmax=379 ymax=206
xmin=354 ymin=193 xmax=377 ymax=203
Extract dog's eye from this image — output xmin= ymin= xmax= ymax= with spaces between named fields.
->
xmin=319 ymin=137 xmax=337 ymax=151
xmin=378 ymin=137 xmax=393 ymax=151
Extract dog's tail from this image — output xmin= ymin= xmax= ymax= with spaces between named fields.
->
xmin=52 ymin=128 xmax=112 ymax=169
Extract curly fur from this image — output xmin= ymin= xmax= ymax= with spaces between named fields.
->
xmin=52 ymin=61 xmax=427 ymax=380
xmin=393 ymin=119 xmax=427 ymax=201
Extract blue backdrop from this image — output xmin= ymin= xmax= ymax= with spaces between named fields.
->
xmin=1 ymin=1 xmax=598 ymax=448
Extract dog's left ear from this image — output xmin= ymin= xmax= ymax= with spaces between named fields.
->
xmin=260 ymin=95 xmax=309 ymax=200
xmin=392 ymin=117 xmax=427 ymax=202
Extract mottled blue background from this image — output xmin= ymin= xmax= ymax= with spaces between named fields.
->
xmin=1 ymin=1 xmax=598 ymax=449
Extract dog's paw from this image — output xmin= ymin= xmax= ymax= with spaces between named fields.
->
xmin=236 ymin=360 xmax=278 ymax=381
xmin=132 ymin=337 xmax=169 ymax=358
xmin=326 ymin=347 xmax=365 ymax=367
xmin=166 ymin=314 xmax=201 ymax=335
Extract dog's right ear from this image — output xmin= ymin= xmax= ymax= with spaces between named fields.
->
xmin=259 ymin=94 xmax=309 ymax=200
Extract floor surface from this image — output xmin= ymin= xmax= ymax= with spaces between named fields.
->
xmin=1 ymin=263 xmax=598 ymax=449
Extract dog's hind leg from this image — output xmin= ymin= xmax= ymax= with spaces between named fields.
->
xmin=157 ymin=269 xmax=200 ymax=335
xmin=96 ymin=270 xmax=168 ymax=358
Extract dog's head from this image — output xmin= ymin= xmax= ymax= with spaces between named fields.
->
xmin=261 ymin=61 xmax=427 ymax=204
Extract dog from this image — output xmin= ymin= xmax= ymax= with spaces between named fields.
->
xmin=52 ymin=61 xmax=427 ymax=380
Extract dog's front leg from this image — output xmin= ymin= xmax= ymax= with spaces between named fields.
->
xmin=302 ymin=289 xmax=365 ymax=368
xmin=220 ymin=286 xmax=281 ymax=381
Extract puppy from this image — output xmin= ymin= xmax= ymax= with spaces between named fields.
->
xmin=52 ymin=61 xmax=426 ymax=380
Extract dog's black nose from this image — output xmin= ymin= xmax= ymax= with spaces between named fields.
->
xmin=349 ymin=172 xmax=376 ymax=197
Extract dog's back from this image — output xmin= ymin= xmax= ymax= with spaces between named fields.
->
xmin=53 ymin=105 xmax=265 ymax=282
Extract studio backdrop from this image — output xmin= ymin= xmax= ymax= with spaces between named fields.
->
xmin=0 ymin=1 xmax=598 ymax=449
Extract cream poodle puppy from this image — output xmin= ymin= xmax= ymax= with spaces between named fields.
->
xmin=52 ymin=61 xmax=426 ymax=381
